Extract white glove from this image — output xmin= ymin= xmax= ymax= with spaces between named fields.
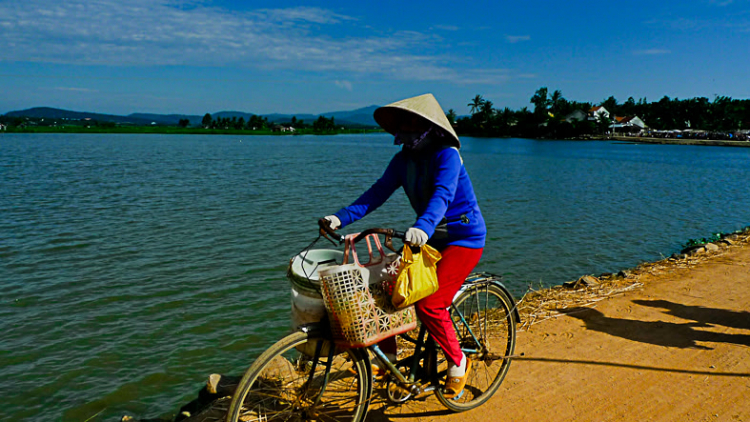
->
xmin=324 ymin=215 xmax=341 ymax=230
xmin=405 ymin=227 xmax=428 ymax=247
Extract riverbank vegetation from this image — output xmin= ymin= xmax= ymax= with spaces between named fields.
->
xmin=2 ymin=88 xmax=748 ymax=139
xmin=454 ymin=88 xmax=750 ymax=139
xmin=0 ymin=112 xmax=377 ymax=135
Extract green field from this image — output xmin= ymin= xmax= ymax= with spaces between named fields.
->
xmin=2 ymin=125 xmax=382 ymax=136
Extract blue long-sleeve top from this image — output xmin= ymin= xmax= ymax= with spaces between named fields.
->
xmin=334 ymin=146 xmax=486 ymax=249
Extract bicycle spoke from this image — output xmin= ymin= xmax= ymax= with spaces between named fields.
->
xmin=226 ymin=332 xmax=371 ymax=422
xmin=436 ymin=281 xmax=517 ymax=411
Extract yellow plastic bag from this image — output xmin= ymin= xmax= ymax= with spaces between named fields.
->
xmin=391 ymin=245 xmax=442 ymax=309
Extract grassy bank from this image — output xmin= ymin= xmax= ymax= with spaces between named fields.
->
xmin=1 ymin=126 xmax=383 ymax=136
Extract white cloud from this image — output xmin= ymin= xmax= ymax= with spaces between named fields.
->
xmin=0 ymin=0 xmax=509 ymax=85
xmin=505 ymin=35 xmax=531 ymax=43
xmin=334 ymin=80 xmax=353 ymax=91
xmin=433 ymin=24 xmax=460 ymax=31
xmin=53 ymin=87 xmax=98 ymax=92
xmin=645 ymin=14 xmax=750 ymax=33
xmin=456 ymin=68 xmax=513 ymax=85
xmin=633 ymin=49 xmax=671 ymax=55
xmin=254 ymin=7 xmax=357 ymax=24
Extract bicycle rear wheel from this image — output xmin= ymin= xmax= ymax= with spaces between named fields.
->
xmin=435 ymin=282 xmax=517 ymax=411
xmin=225 ymin=330 xmax=372 ymax=422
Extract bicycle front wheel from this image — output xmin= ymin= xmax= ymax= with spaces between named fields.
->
xmin=436 ymin=282 xmax=517 ymax=411
xmin=225 ymin=330 xmax=372 ymax=422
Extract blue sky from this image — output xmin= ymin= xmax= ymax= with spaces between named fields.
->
xmin=1 ymin=0 xmax=749 ymax=116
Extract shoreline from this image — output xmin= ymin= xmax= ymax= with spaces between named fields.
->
xmin=0 ymin=127 xmax=381 ymax=136
xmin=611 ymin=135 xmax=750 ymax=148
xmin=516 ymin=226 xmax=750 ymax=331
xmin=5 ymin=130 xmax=750 ymax=148
xmin=127 ymin=227 xmax=750 ymax=422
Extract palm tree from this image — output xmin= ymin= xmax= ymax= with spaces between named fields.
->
xmin=498 ymin=107 xmax=514 ymax=128
xmin=480 ymin=100 xmax=494 ymax=122
xmin=550 ymin=90 xmax=563 ymax=116
xmin=446 ymin=109 xmax=458 ymax=125
xmin=468 ymin=95 xmax=485 ymax=115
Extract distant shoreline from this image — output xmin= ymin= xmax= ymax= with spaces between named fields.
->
xmin=0 ymin=126 xmax=382 ymax=136
xmin=611 ymin=135 xmax=750 ymax=148
xmin=4 ymin=129 xmax=750 ymax=148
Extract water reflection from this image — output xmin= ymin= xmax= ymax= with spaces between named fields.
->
xmin=1 ymin=134 xmax=749 ymax=421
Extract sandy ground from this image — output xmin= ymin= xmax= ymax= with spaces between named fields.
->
xmin=370 ymin=240 xmax=750 ymax=422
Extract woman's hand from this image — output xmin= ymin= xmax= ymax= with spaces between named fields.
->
xmin=405 ymin=227 xmax=428 ymax=247
xmin=323 ymin=215 xmax=341 ymax=230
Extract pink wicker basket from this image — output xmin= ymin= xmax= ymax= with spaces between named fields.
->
xmin=319 ymin=233 xmax=417 ymax=348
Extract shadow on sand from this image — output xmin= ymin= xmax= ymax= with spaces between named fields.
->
xmin=632 ymin=299 xmax=750 ymax=331
xmin=559 ymin=305 xmax=750 ymax=349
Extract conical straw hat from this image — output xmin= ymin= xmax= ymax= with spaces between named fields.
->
xmin=374 ymin=93 xmax=460 ymax=148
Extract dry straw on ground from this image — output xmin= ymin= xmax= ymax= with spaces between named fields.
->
xmin=516 ymin=277 xmax=643 ymax=332
xmin=515 ymin=230 xmax=750 ymax=332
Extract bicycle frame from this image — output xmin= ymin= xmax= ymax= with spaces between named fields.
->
xmin=295 ymin=299 xmax=475 ymax=398
xmin=369 ymin=273 xmax=519 ymax=390
xmin=370 ymin=324 xmax=436 ymax=390
xmin=292 ymin=271 xmax=519 ymax=408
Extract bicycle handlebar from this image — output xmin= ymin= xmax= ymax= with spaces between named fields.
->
xmin=351 ymin=228 xmax=405 ymax=244
xmin=318 ymin=218 xmax=345 ymax=244
xmin=318 ymin=219 xmax=405 ymax=251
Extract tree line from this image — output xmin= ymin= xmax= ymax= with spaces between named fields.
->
xmin=3 ymin=90 xmax=747 ymax=138
xmin=200 ymin=114 xmax=271 ymax=130
xmin=0 ymin=113 xmax=357 ymax=135
xmin=452 ymin=88 xmax=750 ymax=139
xmin=200 ymin=113 xmax=337 ymax=132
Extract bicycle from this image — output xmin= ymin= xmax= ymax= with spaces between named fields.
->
xmin=225 ymin=221 xmax=519 ymax=422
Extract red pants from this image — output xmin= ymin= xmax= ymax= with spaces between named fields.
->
xmin=382 ymin=245 xmax=483 ymax=366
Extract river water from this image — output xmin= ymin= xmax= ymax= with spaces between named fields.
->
xmin=2 ymin=133 xmax=749 ymax=421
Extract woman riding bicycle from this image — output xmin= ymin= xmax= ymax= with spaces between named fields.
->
xmin=323 ymin=93 xmax=486 ymax=399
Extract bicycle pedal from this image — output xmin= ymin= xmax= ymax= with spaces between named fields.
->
xmin=422 ymin=385 xmax=437 ymax=393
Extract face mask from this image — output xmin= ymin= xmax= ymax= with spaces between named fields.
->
xmin=394 ymin=126 xmax=436 ymax=152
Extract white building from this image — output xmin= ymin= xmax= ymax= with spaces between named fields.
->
xmin=612 ymin=116 xmax=648 ymax=133
xmin=272 ymin=125 xmax=295 ymax=133
xmin=588 ymin=106 xmax=610 ymax=122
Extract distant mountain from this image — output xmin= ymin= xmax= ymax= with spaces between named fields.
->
xmin=325 ymin=105 xmax=380 ymax=127
xmin=5 ymin=107 xmax=156 ymax=125
xmin=4 ymin=105 xmax=382 ymax=128
xmin=262 ymin=113 xmax=319 ymax=124
xmin=168 ymin=106 xmax=379 ymax=127
xmin=212 ymin=111 xmax=258 ymax=120
xmin=263 ymin=106 xmax=379 ymax=127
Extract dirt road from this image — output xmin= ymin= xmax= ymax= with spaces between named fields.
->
xmin=372 ymin=242 xmax=750 ymax=422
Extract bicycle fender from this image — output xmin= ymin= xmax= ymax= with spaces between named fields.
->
xmin=456 ymin=273 xmax=521 ymax=323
